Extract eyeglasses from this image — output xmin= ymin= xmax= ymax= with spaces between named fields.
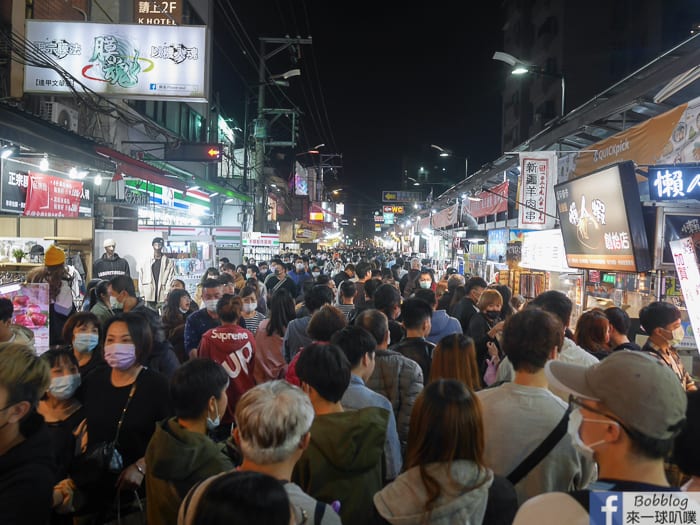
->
xmin=569 ymin=395 xmax=628 ymax=433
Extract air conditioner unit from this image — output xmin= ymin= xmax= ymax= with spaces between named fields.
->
xmin=42 ymin=101 xmax=79 ymax=133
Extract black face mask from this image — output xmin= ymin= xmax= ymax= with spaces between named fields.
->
xmin=485 ymin=311 xmax=500 ymax=320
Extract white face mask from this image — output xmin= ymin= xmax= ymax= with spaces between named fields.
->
xmin=204 ymin=299 xmax=219 ymax=312
xmin=567 ymin=408 xmax=611 ymax=462
xmin=73 ymin=333 xmax=99 ymax=353
xmin=312 ymin=272 xmax=320 ymax=279
xmin=178 ymin=307 xmax=189 ymax=314
xmin=296 ymin=264 xmax=305 ymax=272
xmin=109 ymin=295 xmax=123 ymax=309
xmin=242 ymin=302 xmax=257 ymax=313
xmin=49 ymin=374 xmax=81 ymax=400
xmin=668 ymin=326 xmax=685 ymax=346
xmin=419 ymin=280 xmax=431 ymax=289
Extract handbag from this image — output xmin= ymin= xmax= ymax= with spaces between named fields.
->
xmin=73 ymin=378 xmax=139 ymax=487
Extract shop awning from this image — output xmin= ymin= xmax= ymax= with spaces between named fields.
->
xmin=95 ymin=146 xmax=187 ymax=191
xmin=143 ymin=157 xmax=252 ymax=203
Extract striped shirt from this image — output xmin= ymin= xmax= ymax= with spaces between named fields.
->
xmin=243 ymin=311 xmax=267 ymax=334
xmin=335 ymin=303 xmax=355 ymax=321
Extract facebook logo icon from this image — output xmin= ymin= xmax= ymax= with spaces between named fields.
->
xmin=590 ymin=492 xmax=622 ymax=525
xmin=149 ymin=83 xmax=157 ymax=91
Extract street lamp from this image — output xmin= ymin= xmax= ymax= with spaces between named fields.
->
xmin=430 ymin=143 xmax=468 ymax=179
xmin=492 ymin=51 xmax=566 ymax=117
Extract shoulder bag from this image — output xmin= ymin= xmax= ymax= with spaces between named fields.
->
xmin=506 ymin=406 xmax=571 ymax=485
xmin=72 ymin=376 xmax=139 ymax=487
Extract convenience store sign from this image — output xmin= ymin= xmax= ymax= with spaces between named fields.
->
xmin=124 ymin=179 xmax=209 ymax=212
xmin=242 ymin=232 xmax=279 ymax=247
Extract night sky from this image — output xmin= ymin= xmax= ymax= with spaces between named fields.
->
xmin=213 ymin=2 xmax=504 ymax=217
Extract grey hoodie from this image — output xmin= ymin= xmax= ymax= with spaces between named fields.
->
xmin=374 ymin=460 xmax=493 ymax=525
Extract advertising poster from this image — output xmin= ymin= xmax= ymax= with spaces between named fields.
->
xmin=0 ymin=283 xmax=50 ymax=354
xmin=669 ymin=236 xmax=700 ymax=352
xmin=554 ymin=162 xmax=651 ymax=272
xmin=25 ymin=21 xmax=208 ymax=101
xmin=24 ymin=173 xmax=83 ymax=217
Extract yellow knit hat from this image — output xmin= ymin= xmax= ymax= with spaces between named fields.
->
xmin=44 ymin=245 xmax=65 ymax=266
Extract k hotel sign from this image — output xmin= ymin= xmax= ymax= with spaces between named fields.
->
xmin=24 ymin=21 xmax=207 ymax=102
xmin=1 ymin=159 xmax=92 ymax=217
xmin=555 ymin=161 xmax=651 ymax=272
xmin=135 ymin=1 xmax=183 ymax=25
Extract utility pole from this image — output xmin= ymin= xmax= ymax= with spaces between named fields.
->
xmin=253 ymin=36 xmax=312 ymax=233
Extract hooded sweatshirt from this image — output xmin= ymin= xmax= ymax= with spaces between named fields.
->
xmin=374 ymin=461 xmax=493 ymax=525
xmin=145 ymin=417 xmax=234 ymax=525
xmin=427 ymin=310 xmax=463 ymax=345
xmin=292 ymin=406 xmax=389 ymax=525
xmin=0 ymin=412 xmax=57 ymax=525
xmin=93 ymin=253 xmax=131 ymax=279
xmin=0 ymin=325 xmax=35 ymax=352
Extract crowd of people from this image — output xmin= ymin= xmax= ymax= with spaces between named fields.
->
xmin=0 ymin=245 xmax=698 ymax=525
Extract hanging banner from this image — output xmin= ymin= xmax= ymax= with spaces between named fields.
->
xmin=462 ymin=181 xmax=509 ymax=218
xmin=669 ymin=236 xmax=700 ymax=353
xmin=24 ymin=173 xmax=83 ymax=217
xmin=518 ymin=152 xmax=557 ymax=230
xmin=431 ymin=203 xmax=459 ymax=229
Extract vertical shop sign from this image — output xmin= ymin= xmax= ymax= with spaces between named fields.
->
xmin=24 ymin=173 xmax=83 ymax=217
xmin=669 ymin=236 xmax=700 ymax=353
xmin=518 ymin=152 xmax=557 ymax=230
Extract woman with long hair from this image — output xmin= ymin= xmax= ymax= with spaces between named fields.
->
xmin=372 ymin=379 xmax=517 ymax=524
xmin=254 ymin=289 xmax=295 ymax=383
xmin=574 ymin=308 xmax=611 ymax=360
xmin=429 ymin=334 xmax=481 ymax=392
xmin=26 ymin=245 xmax=76 ymax=346
xmin=467 ymin=289 xmax=505 ymax=386
xmin=89 ymin=279 xmax=114 ymax=327
xmin=161 ymin=289 xmax=197 ymax=363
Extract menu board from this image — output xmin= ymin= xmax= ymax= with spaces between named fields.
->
xmin=554 ymin=161 xmax=651 ymax=272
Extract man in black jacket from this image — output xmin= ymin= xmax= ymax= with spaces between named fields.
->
xmin=450 ymin=276 xmax=487 ymax=333
xmin=93 ymin=238 xmax=131 ymax=279
xmin=390 ymin=298 xmax=435 ymax=380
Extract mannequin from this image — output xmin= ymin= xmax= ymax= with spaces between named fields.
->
xmin=138 ymin=237 xmax=175 ymax=310
xmin=93 ymin=238 xmax=130 ymax=280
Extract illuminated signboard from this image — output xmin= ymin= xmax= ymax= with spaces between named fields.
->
xmin=24 ymin=21 xmax=208 ymax=101
xmin=647 ymin=164 xmax=700 ymax=201
xmin=124 ymin=179 xmax=209 ymax=213
xmin=134 ymin=0 xmax=182 ymax=25
xmin=555 ymin=161 xmax=651 ymax=272
xmin=382 ymin=190 xmax=423 ymax=203
xmin=164 ymin=143 xmax=222 ymax=162
xmin=383 ymin=204 xmax=405 ymax=214
xmin=309 ymin=211 xmax=324 ymax=221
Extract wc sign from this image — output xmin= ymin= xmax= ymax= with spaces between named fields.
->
xmin=383 ymin=205 xmax=405 ymax=215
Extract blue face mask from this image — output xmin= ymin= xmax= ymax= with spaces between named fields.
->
xmin=206 ymin=402 xmax=221 ymax=430
xmin=73 ymin=333 xmax=99 ymax=353
xmin=49 ymin=374 xmax=81 ymax=400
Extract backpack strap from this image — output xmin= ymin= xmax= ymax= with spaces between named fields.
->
xmin=507 ymin=406 xmax=571 ymax=485
xmin=314 ymin=501 xmax=326 ymax=525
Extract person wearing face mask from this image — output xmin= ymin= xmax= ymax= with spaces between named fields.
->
xmin=289 ymin=257 xmax=312 ymax=292
xmin=88 ymin=279 xmax=114 ymax=328
xmin=161 ymin=289 xmax=198 ymax=363
xmin=62 ymin=312 xmax=107 ymax=384
xmin=513 ymin=350 xmax=688 ymax=524
xmin=77 ymin=313 xmax=171 ymax=523
xmin=638 ymin=301 xmax=697 ymax=391
xmin=145 ymin=359 xmax=235 ymax=525
xmin=37 ymin=348 xmax=86 ymax=523
xmin=0 ymin=343 xmax=54 ymax=525
xmin=264 ymin=259 xmax=298 ymax=302
xmin=197 ymin=295 xmax=257 ymax=442
xmin=476 ymin=308 xmax=595 ymax=505
xmin=184 ymin=279 xmax=224 ymax=360
xmin=239 ymin=286 xmax=266 ymax=335
xmin=467 ymin=289 xmax=506 ymax=386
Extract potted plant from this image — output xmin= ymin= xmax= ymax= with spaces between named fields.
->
xmin=12 ymin=248 xmax=26 ymax=263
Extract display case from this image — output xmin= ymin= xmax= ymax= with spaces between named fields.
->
xmin=164 ymin=240 xmax=213 ymax=297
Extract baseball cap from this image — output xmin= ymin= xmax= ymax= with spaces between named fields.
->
xmin=103 ymin=238 xmax=116 ymax=248
xmin=152 ymin=237 xmax=165 ymax=245
xmin=445 ymin=267 xmax=458 ymax=275
xmin=44 ymin=244 xmax=65 ymax=267
xmin=545 ymin=350 xmax=687 ymax=440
